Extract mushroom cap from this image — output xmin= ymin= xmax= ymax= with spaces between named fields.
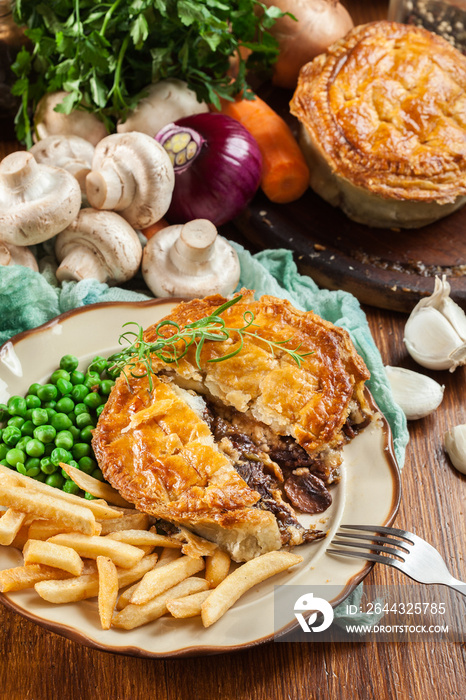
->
xmin=116 ymin=79 xmax=209 ymax=137
xmin=34 ymin=91 xmax=108 ymax=146
xmin=0 ymin=241 xmax=38 ymax=271
xmin=0 ymin=151 xmax=82 ymax=246
xmin=86 ymin=132 xmax=175 ymax=229
xmin=29 ymin=135 xmax=94 ymax=192
xmin=55 ymin=208 xmax=143 ymax=285
xmin=142 ymin=220 xmax=240 ymax=298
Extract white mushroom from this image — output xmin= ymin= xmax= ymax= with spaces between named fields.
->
xmin=117 ymin=79 xmax=209 ymax=137
xmin=29 ymin=135 xmax=94 ymax=193
xmin=85 ymin=132 xmax=175 ymax=230
xmin=33 ymin=91 xmax=108 ymax=146
xmin=0 ymin=151 xmax=82 ymax=246
xmin=55 ymin=208 xmax=143 ymax=284
xmin=0 ymin=241 xmax=38 ymax=271
xmin=142 ymin=219 xmax=240 ymax=298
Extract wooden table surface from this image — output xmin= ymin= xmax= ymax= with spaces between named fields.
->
xmin=1 ymin=2 xmax=465 ymax=698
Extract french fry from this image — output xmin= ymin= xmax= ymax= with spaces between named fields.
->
xmin=205 ymin=549 xmax=231 ymax=588
xmin=28 ymin=520 xmax=102 ymax=540
xmin=166 ymin=590 xmax=211 ymax=618
xmin=35 ymin=553 xmax=158 ymax=603
xmin=116 ymin=581 xmax=140 ymax=611
xmin=99 ymin=511 xmax=150 ymax=535
xmin=130 ymin=555 xmax=205 ymax=605
xmin=97 ymin=556 xmax=119 ymax=630
xmin=0 ymin=485 xmax=97 ymax=536
xmin=10 ymin=524 xmax=30 ymax=551
xmin=60 ymin=463 xmax=132 ymax=508
xmin=106 ymin=530 xmax=181 ymax=548
xmin=23 ymin=539 xmax=84 ymax=577
xmin=0 ymin=509 xmax=26 ymax=546
xmin=0 ymin=465 xmax=121 ymax=520
xmin=47 ymin=533 xmax=145 ymax=569
xmin=201 ymin=551 xmax=303 ymax=628
xmin=0 ymin=564 xmax=71 ymax=592
xmin=113 ymin=577 xmax=209 ymax=630
xmin=154 ymin=547 xmax=183 ymax=569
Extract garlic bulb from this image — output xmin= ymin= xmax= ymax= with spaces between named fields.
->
xmin=385 ymin=366 xmax=444 ymax=420
xmin=444 ymin=425 xmax=466 ymax=474
xmin=404 ymin=276 xmax=466 ymax=371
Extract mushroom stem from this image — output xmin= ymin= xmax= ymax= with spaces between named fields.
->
xmin=169 ymin=219 xmax=217 ymax=274
xmin=85 ymin=167 xmax=135 ymax=211
xmin=56 ymin=247 xmax=108 ymax=283
xmin=0 ymin=242 xmax=11 ymax=265
xmin=0 ymin=152 xmax=39 ymax=190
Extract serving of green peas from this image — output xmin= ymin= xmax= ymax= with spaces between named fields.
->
xmin=0 ymin=353 xmax=118 ymax=496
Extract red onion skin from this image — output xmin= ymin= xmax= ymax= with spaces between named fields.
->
xmin=156 ymin=113 xmax=263 ymax=227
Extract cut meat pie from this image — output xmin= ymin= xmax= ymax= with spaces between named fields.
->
xmin=92 ymin=291 xmax=372 ymax=561
xmin=290 ymin=21 xmax=466 ymax=228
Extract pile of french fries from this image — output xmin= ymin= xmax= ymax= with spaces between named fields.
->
xmin=0 ymin=463 xmax=303 ymax=631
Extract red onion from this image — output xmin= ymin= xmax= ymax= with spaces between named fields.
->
xmin=155 ymin=113 xmax=262 ymax=226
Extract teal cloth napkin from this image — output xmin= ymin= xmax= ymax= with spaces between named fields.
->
xmin=0 ymin=242 xmax=408 ymax=466
xmin=0 ymin=241 xmax=408 ymax=631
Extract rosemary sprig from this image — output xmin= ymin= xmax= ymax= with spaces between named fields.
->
xmin=107 ymin=295 xmax=313 ymax=388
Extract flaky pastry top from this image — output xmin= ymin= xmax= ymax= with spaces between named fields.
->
xmin=290 ymin=21 xmax=466 ymax=204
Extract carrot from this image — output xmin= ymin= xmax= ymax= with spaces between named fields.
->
xmin=140 ymin=218 xmax=169 ymax=240
xmin=219 ymin=94 xmax=310 ymax=204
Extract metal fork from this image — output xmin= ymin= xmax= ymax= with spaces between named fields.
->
xmin=327 ymin=524 xmax=466 ymax=596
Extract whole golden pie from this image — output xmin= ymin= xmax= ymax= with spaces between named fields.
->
xmin=290 ymin=21 xmax=466 ymax=228
xmin=93 ymin=291 xmax=371 ymax=561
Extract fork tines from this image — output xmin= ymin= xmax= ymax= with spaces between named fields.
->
xmin=327 ymin=524 xmax=414 ymax=565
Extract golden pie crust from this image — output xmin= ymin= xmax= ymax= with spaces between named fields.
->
xmin=290 ymin=21 xmax=466 ymax=227
xmin=93 ymin=291 xmax=370 ymax=560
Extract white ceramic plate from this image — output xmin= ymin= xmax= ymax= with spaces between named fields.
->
xmin=0 ymin=300 xmax=400 ymax=657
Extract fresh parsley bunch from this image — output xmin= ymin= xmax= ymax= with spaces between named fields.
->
xmin=11 ymin=0 xmax=285 ymax=147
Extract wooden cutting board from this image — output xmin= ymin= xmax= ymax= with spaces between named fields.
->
xmin=233 ymin=188 xmax=466 ymax=313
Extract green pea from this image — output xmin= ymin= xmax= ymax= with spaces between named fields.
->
xmin=40 ymin=457 xmax=56 ymax=475
xmin=60 ymin=354 xmax=79 ymax=373
xmin=25 ymin=457 xmax=40 ymax=470
xmin=33 ymin=424 xmax=56 ymax=444
xmin=31 ymin=408 xmax=49 ymax=426
xmin=55 ymin=430 xmax=74 ymax=450
xmin=34 ymin=472 xmax=47 ymax=483
xmin=71 ymin=385 xmax=89 ymax=403
xmin=79 ymin=426 xmax=94 ymax=443
xmin=91 ymin=468 xmax=105 ymax=482
xmin=25 ymin=439 xmax=45 ymax=458
xmin=25 ymin=394 xmax=41 ymax=409
xmin=83 ymin=392 xmax=103 ymax=410
xmin=26 ymin=465 xmax=40 ymax=477
xmin=27 ymin=383 xmax=42 ymax=396
xmin=43 ymin=401 xmax=57 ymax=411
xmin=24 ymin=409 xmax=33 ymax=421
xmin=84 ymin=373 xmax=101 ymax=390
xmin=46 ymin=473 xmax=65 ymax=489
xmin=57 ymin=378 xmax=73 ymax=395
xmin=37 ymin=384 xmax=58 ymax=402
xmin=0 ymin=403 xmax=10 ymax=422
xmin=63 ymin=479 xmax=80 ymax=495
xmin=45 ymin=408 xmax=57 ymax=421
xmin=89 ymin=356 xmax=107 ymax=375
xmin=16 ymin=436 xmax=32 ymax=452
xmin=69 ymin=425 xmax=81 ymax=440
xmin=72 ymin=442 xmax=91 ymax=460
xmin=55 ymin=397 xmax=75 ymax=414
xmin=20 ymin=420 xmax=35 ymax=437
xmin=96 ymin=405 xmax=105 ymax=417
xmin=6 ymin=448 xmax=26 ymax=466
xmin=70 ymin=370 xmax=85 ymax=386
xmin=0 ymin=444 xmax=8 ymax=460
xmin=0 ymin=459 xmax=10 ymax=468
xmin=44 ymin=443 xmax=54 ymax=456
xmin=8 ymin=416 xmax=24 ymax=429
xmin=76 ymin=412 xmax=93 ymax=429
xmin=51 ymin=447 xmax=72 ymax=466
xmin=51 ymin=413 xmax=72 ymax=431
xmin=78 ymin=456 xmax=96 ymax=474
xmin=7 ymin=396 xmax=27 ymax=417
xmin=74 ymin=403 xmax=88 ymax=416
xmin=51 ymin=369 xmax=71 ymax=384
xmin=69 ymin=459 xmax=79 ymax=469
xmin=84 ymin=491 xmax=96 ymax=500
xmin=16 ymin=463 xmax=27 ymax=475
xmin=2 ymin=426 xmax=21 ymax=446
xmin=99 ymin=379 xmax=114 ymax=396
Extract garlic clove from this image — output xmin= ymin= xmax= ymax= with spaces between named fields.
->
xmin=444 ymin=425 xmax=466 ymax=475
xmin=384 ymin=366 xmax=444 ymax=420
xmin=404 ymin=275 xmax=466 ymax=371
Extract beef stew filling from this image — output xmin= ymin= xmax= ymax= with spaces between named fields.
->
xmin=203 ymin=401 xmax=330 ymax=545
